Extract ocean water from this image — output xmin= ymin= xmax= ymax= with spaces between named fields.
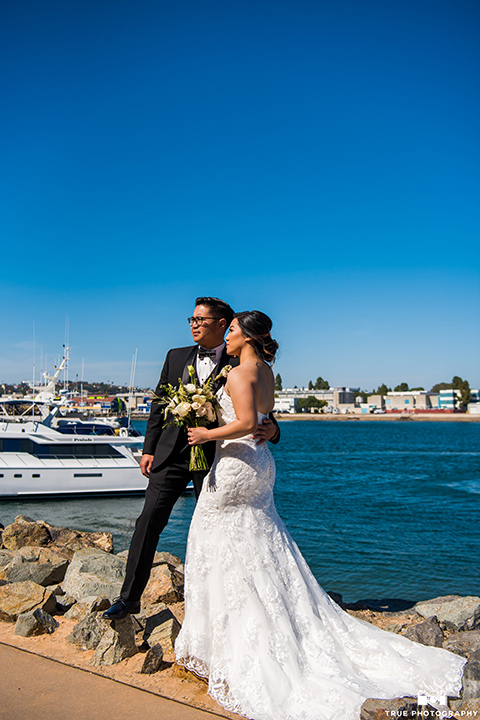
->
xmin=1 ymin=420 xmax=479 ymax=603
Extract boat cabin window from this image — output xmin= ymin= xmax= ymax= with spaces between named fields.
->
xmin=0 ymin=439 xmax=124 ymax=459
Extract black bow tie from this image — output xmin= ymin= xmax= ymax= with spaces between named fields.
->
xmin=198 ymin=347 xmax=217 ymax=361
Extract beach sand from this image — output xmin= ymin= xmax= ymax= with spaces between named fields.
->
xmin=276 ymin=412 xmax=480 ymax=422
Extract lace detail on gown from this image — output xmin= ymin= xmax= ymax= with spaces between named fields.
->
xmin=175 ymin=389 xmax=466 ymax=720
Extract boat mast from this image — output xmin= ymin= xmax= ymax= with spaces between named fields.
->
xmin=127 ymin=348 xmax=138 ymax=428
xmin=81 ymin=357 xmax=85 ymax=408
xmin=32 ymin=321 xmax=36 ymax=420
xmin=64 ymin=316 xmax=70 ymax=394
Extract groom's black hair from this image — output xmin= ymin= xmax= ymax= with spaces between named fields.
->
xmin=195 ymin=297 xmax=235 ymax=326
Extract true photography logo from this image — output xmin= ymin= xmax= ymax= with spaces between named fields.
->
xmin=384 ymin=694 xmax=479 ymax=718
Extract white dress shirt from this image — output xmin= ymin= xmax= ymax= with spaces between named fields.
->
xmin=196 ymin=342 xmax=225 ymax=384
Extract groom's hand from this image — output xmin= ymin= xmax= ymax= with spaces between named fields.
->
xmin=140 ymin=453 xmax=154 ymax=478
xmin=252 ymin=418 xmax=277 ymax=445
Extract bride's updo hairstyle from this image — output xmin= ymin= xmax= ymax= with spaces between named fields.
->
xmin=234 ymin=311 xmax=279 ymax=363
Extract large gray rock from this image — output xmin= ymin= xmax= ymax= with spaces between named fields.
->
xmin=5 ymin=560 xmax=68 ymax=587
xmin=460 ymin=649 xmax=480 ymax=701
xmin=1 ymin=546 xmax=69 ymax=586
xmin=444 ymin=630 xmax=480 ymax=658
xmin=66 ymin=612 xmax=111 ymax=650
xmin=403 ymin=616 xmax=444 ymax=647
xmin=64 ymin=596 xmax=110 ymax=621
xmin=140 ymin=644 xmax=165 ymax=674
xmin=0 ymin=580 xmax=56 ymax=621
xmin=92 ymin=616 xmax=138 ymax=666
xmin=143 ymin=605 xmax=181 ymax=652
xmin=47 ymin=524 xmax=113 ymax=558
xmin=15 ymin=608 xmax=59 ymax=637
xmin=62 ymin=548 xmax=126 ymax=601
xmin=415 ymin=595 xmax=480 ymax=632
xmin=1 ymin=519 xmax=51 ymax=550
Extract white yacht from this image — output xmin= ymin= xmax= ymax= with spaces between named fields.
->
xmin=0 ymin=420 xmax=147 ymax=499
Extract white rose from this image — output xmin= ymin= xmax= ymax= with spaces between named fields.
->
xmin=192 ymin=394 xmax=206 ymax=405
xmin=176 ymin=402 xmax=191 ymax=418
xmin=192 ymin=402 xmax=201 ymax=411
xmin=184 ymin=383 xmax=196 ymax=394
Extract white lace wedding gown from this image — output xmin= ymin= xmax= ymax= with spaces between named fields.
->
xmin=175 ymin=389 xmax=466 ymax=720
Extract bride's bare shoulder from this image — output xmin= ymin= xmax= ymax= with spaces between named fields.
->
xmin=227 ymin=363 xmax=256 ymax=383
xmin=228 ymin=361 xmax=273 ymax=383
xmin=225 ymin=364 xmax=256 ymax=397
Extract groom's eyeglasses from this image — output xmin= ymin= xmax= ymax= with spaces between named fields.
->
xmin=187 ymin=316 xmax=222 ymax=326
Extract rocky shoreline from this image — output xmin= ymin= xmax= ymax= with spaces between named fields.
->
xmin=1 ymin=515 xmax=479 ymax=720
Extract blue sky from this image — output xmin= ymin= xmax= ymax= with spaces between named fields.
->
xmin=1 ymin=0 xmax=479 ymax=391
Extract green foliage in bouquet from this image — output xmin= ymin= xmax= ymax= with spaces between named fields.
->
xmin=153 ymin=364 xmax=231 ymax=471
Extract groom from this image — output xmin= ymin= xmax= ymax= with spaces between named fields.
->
xmin=104 ymin=296 xmax=280 ymax=619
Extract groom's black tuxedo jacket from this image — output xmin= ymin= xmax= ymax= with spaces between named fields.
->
xmin=143 ymin=345 xmax=279 ymax=473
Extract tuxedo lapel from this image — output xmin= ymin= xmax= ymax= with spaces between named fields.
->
xmin=181 ymin=347 xmax=198 ymax=384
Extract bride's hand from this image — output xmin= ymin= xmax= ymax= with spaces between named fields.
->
xmin=188 ymin=427 xmax=210 ymax=445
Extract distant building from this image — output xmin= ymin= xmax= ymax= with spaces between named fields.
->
xmin=274 ymin=387 xmax=359 ymax=413
xmin=135 ymin=397 xmax=152 ymax=414
xmin=436 ymin=388 xmax=479 ymax=411
xmin=384 ymin=392 xmax=415 ymax=411
xmin=273 ymin=396 xmax=295 ymax=413
xmin=384 ymin=391 xmax=439 ymax=411
xmin=333 ymin=388 xmax=356 ymax=409
xmin=438 ymin=389 xmax=459 ymax=410
xmin=367 ymin=394 xmax=385 ymax=410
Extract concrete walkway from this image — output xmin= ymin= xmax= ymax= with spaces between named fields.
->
xmin=0 ymin=642 xmax=223 ymax=720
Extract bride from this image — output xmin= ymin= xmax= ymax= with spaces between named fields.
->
xmin=175 ymin=311 xmax=466 ymax=720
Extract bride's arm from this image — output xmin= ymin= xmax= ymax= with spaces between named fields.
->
xmin=187 ymin=368 xmax=258 ymax=445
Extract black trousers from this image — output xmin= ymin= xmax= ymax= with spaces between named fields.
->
xmin=120 ymin=453 xmax=206 ymax=603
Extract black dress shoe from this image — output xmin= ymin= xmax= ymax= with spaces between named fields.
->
xmin=102 ymin=598 xmax=141 ymax=620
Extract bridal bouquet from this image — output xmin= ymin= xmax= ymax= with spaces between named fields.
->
xmin=153 ymin=364 xmax=231 ymax=471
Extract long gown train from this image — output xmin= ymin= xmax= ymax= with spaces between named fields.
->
xmin=175 ymin=390 xmax=466 ymax=720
